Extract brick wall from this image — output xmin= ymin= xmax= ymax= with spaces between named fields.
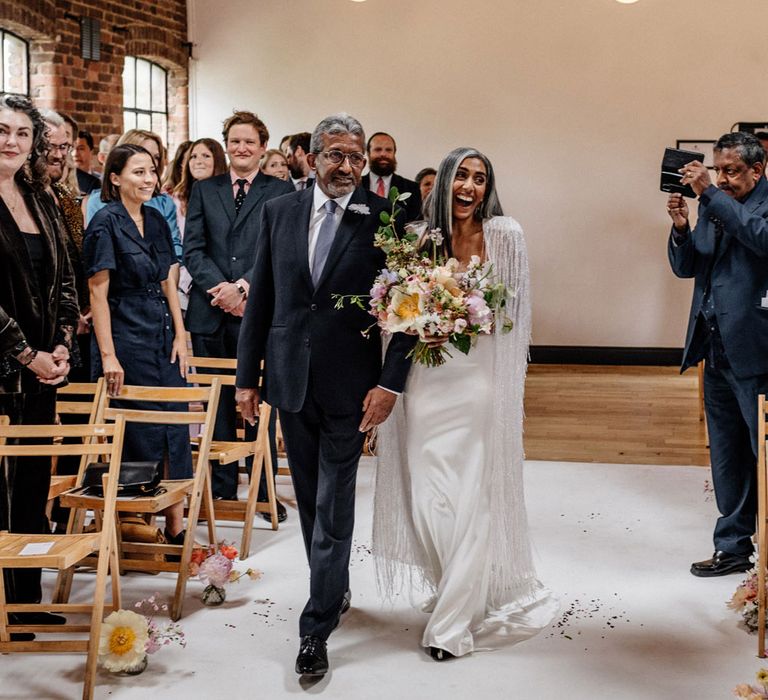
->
xmin=0 ymin=0 xmax=188 ymax=158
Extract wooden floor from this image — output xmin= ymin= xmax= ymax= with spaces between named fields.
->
xmin=523 ymin=365 xmax=710 ymax=467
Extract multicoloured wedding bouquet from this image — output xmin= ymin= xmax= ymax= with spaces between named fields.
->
xmin=334 ymin=188 xmax=512 ymax=367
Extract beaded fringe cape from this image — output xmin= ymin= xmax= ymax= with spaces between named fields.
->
xmin=372 ymin=215 xmax=538 ymax=607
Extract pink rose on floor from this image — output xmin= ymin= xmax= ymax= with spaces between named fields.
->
xmin=198 ymin=553 xmax=233 ymax=588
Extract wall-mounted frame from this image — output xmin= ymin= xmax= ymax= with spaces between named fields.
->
xmin=676 ymin=140 xmax=716 ymax=169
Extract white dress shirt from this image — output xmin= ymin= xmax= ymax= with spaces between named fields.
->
xmin=368 ymin=173 xmax=392 ymax=196
xmin=307 ymin=187 xmax=354 ymax=270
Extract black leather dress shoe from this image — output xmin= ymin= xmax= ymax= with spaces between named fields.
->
xmin=10 ymin=612 xmax=66 ymax=625
xmin=690 ymin=550 xmax=752 ymax=577
xmin=261 ymin=499 xmax=287 ymax=523
xmin=340 ymin=589 xmax=351 ymax=616
xmin=295 ymin=635 xmax=328 ymax=676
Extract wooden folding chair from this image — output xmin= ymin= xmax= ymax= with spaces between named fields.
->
xmin=0 ymin=415 xmax=126 ymax=700
xmin=186 ymin=356 xmax=278 ymax=559
xmin=59 ymin=379 xmax=221 ymax=621
xmin=757 ymin=394 xmax=768 ymax=656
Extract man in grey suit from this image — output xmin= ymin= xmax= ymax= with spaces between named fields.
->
xmin=184 ymin=110 xmax=293 ymax=503
xmin=667 ymin=131 xmax=768 ymax=577
xmin=236 ymin=114 xmax=414 ymax=677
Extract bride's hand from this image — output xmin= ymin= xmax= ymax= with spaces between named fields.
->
xmin=423 ymin=335 xmax=449 ymax=348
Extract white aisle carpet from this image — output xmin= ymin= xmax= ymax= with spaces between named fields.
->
xmin=2 ymin=459 xmax=762 ymax=700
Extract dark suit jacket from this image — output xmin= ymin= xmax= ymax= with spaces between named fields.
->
xmin=76 ymin=169 xmax=101 ymax=197
xmin=669 ymin=176 xmax=768 ymax=378
xmin=362 ymin=172 xmax=422 ymax=222
xmin=236 ymin=185 xmax=414 ymax=414
xmin=183 ymin=171 xmax=294 ymax=335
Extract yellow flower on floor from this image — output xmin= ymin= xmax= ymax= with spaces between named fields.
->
xmin=98 ymin=609 xmax=149 ymax=672
xmin=758 ymin=668 xmax=768 ymax=685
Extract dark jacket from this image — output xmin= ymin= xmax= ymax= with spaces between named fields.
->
xmin=669 ymin=176 xmax=768 ymax=378
xmin=0 ymin=184 xmax=79 ymax=393
xmin=362 ymin=172 xmax=422 ymax=222
xmin=183 ymin=171 xmax=294 ymax=335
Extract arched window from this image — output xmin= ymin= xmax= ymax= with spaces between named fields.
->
xmin=122 ymin=56 xmax=167 ymax=141
xmin=0 ymin=30 xmax=29 ymax=96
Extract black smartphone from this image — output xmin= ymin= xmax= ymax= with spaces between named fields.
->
xmin=660 ymin=148 xmax=705 ymax=198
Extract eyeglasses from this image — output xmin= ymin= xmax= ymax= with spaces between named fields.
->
xmin=48 ymin=143 xmax=72 ymax=153
xmin=319 ymin=150 xmax=365 ymax=167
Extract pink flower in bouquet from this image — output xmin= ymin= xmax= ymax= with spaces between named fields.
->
xmin=198 ymin=553 xmax=233 ymax=588
xmin=465 ymin=290 xmax=493 ymax=327
xmin=453 ymin=318 xmax=468 ymax=334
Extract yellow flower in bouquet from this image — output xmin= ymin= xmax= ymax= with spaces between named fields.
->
xmin=98 ymin=609 xmax=149 ymax=671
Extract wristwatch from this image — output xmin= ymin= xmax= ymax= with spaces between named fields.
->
xmin=235 ymin=282 xmax=247 ymax=299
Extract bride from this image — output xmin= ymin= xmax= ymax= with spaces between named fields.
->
xmin=373 ymin=147 xmax=558 ymax=660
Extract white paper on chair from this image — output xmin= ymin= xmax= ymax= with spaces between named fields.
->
xmin=19 ymin=542 xmax=54 ymax=556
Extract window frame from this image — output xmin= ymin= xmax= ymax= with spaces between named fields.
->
xmin=122 ymin=56 xmax=168 ymax=143
xmin=0 ymin=29 xmax=30 ymax=97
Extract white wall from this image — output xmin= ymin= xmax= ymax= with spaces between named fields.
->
xmin=188 ymin=0 xmax=768 ymax=347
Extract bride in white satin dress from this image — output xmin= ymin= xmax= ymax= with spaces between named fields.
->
xmin=373 ymin=148 xmax=558 ymax=661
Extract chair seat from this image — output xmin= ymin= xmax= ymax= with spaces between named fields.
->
xmin=48 ymin=475 xmax=78 ymax=499
xmin=0 ymin=532 xmax=100 ymax=569
xmin=192 ymin=438 xmax=254 ymax=465
xmin=60 ymin=479 xmax=194 ymax=513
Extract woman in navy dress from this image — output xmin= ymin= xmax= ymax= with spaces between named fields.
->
xmin=84 ymin=143 xmax=191 ymax=543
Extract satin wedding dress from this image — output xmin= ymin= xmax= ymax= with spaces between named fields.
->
xmin=373 ymin=216 xmax=558 ymax=657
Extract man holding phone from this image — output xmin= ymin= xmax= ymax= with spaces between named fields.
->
xmin=667 ymin=131 xmax=768 ymax=577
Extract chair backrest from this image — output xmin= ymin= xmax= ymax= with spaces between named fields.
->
xmin=95 ymin=379 xmax=222 ymax=481
xmin=0 ymin=417 xmax=127 ymax=530
xmin=186 ymin=356 xmax=237 ymax=387
xmin=55 ymin=379 xmax=106 ymax=421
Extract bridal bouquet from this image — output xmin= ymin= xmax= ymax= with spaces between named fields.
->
xmin=335 ymin=188 xmax=511 ymax=367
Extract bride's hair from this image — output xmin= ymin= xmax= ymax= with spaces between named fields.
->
xmin=422 ymin=147 xmax=503 ymax=257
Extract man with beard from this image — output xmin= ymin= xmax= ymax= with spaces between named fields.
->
xmin=282 ymin=132 xmax=314 ymax=191
xmin=362 ymin=131 xmax=422 ymax=222
xmin=236 ymin=114 xmax=414 ymax=677
xmin=667 ymin=131 xmax=768 ymax=577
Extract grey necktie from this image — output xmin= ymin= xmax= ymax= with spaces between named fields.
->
xmin=311 ymin=200 xmax=338 ymax=287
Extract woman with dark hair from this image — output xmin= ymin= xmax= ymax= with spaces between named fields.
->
xmin=374 ymin=147 xmax=557 ymax=660
xmin=414 ymin=166 xmax=436 ymax=203
xmin=163 ymin=139 xmax=192 ymax=194
xmin=84 ymin=143 xmax=191 ymax=544
xmin=171 ymin=138 xmax=227 ymax=311
xmin=0 ymin=93 xmax=78 ymax=635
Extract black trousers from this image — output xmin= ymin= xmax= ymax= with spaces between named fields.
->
xmin=192 ymin=317 xmax=277 ymax=499
xmin=0 ymin=389 xmax=57 ymax=604
xmin=704 ymin=363 xmax=768 ymax=555
xmin=279 ymin=384 xmax=365 ymax=640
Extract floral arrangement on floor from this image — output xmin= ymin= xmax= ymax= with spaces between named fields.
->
xmin=189 ymin=542 xmax=262 ymax=605
xmin=728 ymin=567 xmax=761 ymax=632
xmin=333 ymin=188 xmax=511 ymax=367
xmin=734 ymin=668 xmax=768 ymax=698
xmin=98 ymin=594 xmax=185 ymax=673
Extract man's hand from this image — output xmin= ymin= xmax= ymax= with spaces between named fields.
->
xmin=207 ymin=282 xmax=244 ymax=313
xmin=235 ymin=387 xmax=260 ymax=426
xmin=76 ymin=311 xmax=92 ymax=335
xmin=679 ymin=160 xmax=711 ymax=197
xmin=666 ymin=193 xmax=689 ymax=232
xmin=359 ymin=387 xmax=397 ymax=433
xmin=229 ymin=299 xmax=247 ymax=317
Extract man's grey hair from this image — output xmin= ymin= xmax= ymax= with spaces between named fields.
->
xmin=38 ymin=108 xmax=64 ymax=128
xmin=309 ymin=113 xmax=365 ymax=153
xmin=715 ymin=131 xmax=766 ymax=168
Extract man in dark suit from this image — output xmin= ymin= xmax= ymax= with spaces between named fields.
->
xmin=282 ymin=131 xmax=315 ymax=191
xmin=184 ymin=110 xmax=293 ymax=505
xmin=667 ymin=131 xmax=768 ymax=577
xmin=362 ymin=131 xmax=422 ymax=222
xmin=236 ymin=114 xmax=414 ymax=677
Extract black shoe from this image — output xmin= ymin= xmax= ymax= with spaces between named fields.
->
xmin=10 ymin=612 xmax=66 ymax=625
xmin=295 ymin=635 xmax=328 ymax=676
xmin=340 ymin=589 xmax=351 ymax=616
xmin=429 ymin=646 xmax=455 ymax=661
xmin=213 ymin=494 xmax=238 ymax=501
xmin=690 ymin=550 xmax=752 ymax=577
xmin=260 ymin=499 xmax=287 ymax=523
xmin=10 ymin=632 xmax=35 ymax=641
xmin=164 ymin=529 xmax=186 ymax=563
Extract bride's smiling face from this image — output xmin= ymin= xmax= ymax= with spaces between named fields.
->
xmin=452 ymin=157 xmax=487 ymax=222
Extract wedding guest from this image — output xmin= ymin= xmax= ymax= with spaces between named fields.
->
xmin=374 ymin=147 xmax=557 ymax=661
xmin=59 ymin=112 xmax=100 ymax=196
xmin=74 ymin=130 xmax=97 ymax=179
xmin=84 ymin=143 xmax=191 ymax=545
xmin=171 ymin=138 xmax=227 ymax=310
xmin=163 ymin=140 xmax=192 ymax=193
xmin=184 ymin=110 xmax=292 ymax=510
xmin=362 ymin=132 xmax=421 ymax=221
xmin=260 ymin=149 xmax=289 ymax=180
xmin=282 ymin=132 xmax=314 ymax=190
xmin=85 ymin=129 xmax=182 ymax=262
xmin=415 ymin=167 xmax=436 ymax=203
xmin=0 ymin=94 xmax=78 ymax=636
xmin=236 ymin=113 xmax=415 ymax=677
xmin=667 ymin=132 xmax=768 ymax=577
xmin=95 ymin=134 xmax=119 ymax=177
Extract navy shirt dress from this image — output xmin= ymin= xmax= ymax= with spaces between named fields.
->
xmin=84 ymin=201 xmax=192 ymax=478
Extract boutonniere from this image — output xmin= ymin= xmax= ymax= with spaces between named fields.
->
xmin=348 ymin=203 xmax=370 ymax=215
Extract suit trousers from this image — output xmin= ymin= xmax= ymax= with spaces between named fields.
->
xmin=0 ymin=389 xmax=57 ymax=604
xmin=704 ymin=363 xmax=768 ymax=555
xmin=192 ymin=317 xmax=277 ymax=499
xmin=279 ymin=383 xmax=365 ymax=640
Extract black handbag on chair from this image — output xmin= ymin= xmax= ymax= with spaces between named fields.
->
xmin=81 ymin=460 xmax=164 ymax=497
